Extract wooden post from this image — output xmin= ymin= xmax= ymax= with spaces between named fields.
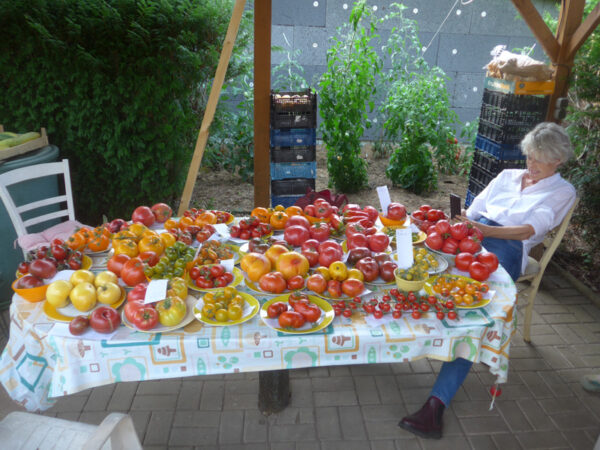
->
xmin=258 ymin=370 xmax=290 ymax=414
xmin=253 ymin=0 xmax=271 ymax=208
xmin=177 ymin=0 xmax=247 ymax=217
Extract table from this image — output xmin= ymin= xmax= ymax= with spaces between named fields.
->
xmin=0 ymin=261 xmax=516 ymax=412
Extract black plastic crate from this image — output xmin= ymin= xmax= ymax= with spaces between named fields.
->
xmin=271 ymin=146 xmax=316 ymax=163
xmin=475 ymin=134 xmax=525 ymax=160
xmin=478 ymin=119 xmax=539 ymax=146
xmin=472 ymin=148 xmax=526 ymax=173
xmin=467 ymin=177 xmax=487 ymax=197
xmin=271 ymin=90 xmax=317 ymax=129
xmin=481 ymin=88 xmax=549 ymax=114
xmin=469 ymin=164 xmax=496 ymax=187
xmin=271 ymin=178 xmax=315 ymax=196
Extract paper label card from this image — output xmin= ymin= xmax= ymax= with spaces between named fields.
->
xmin=213 ymin=224 xmax=229 ymax=237
xmin=376 ymin=186 xmax=391 ymax=215
xmin=144 ymin=279 xmax=169 ymax=304
xmin=395 ymin=228 xmax=414 ymax=269
xmin=222 ymin=259 xmax=235 ymax=273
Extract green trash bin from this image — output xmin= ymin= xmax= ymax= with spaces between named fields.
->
xmin=0 ymin=145 xmax=60 ymax=306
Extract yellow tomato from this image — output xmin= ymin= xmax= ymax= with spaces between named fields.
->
xmin=328 ymin=261 xmax=348 ymax=282
xmin=127 ymin=223 xmax=148 ymax=240
xmin=346 ymin=268 xmax=364 ymax=281
xmin=113 ymin=239 xmax=139 ymax=258
xmin=315 ymin=266 xmax=331 ymax=281
xmin=159 ymin=232 xmax=176 ymax=248
xmin=138 ymin=235 xmax=165 ymax=255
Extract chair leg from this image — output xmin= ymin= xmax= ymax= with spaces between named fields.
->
xmin=522 ymin=279 xmax=542 ymax=343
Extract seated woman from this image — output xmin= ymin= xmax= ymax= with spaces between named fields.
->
xmin=398 ymin=122 xmax=577 ymax=439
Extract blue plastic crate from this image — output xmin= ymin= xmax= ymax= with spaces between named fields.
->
xmin=475 ymin=134 xmax=525 ymax=160
xmin=465 ymin=190 xmax=476 ymax=208
xmin=271 ymin=194 xmax=303 ymax=208
xmin=270 ymin=161 xmax=317 ymax=180
xmin=270 ymin=128 xmax=316 ymax=147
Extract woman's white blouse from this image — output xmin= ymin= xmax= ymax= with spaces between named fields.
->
xmin=466 ymin=169 xmax=576 ymax=274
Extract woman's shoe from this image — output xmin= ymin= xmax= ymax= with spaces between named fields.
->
xmin=398 ymin=396 xmax=445 ymax=439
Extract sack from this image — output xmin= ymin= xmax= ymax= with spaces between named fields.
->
xmin=294 ymin=187 xmax=348 ymax=210
xmin=484 ymin=48 xmax=553 ymax=82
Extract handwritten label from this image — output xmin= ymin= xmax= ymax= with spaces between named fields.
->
xmin=395 ymin=228 xmax=414 ymax=269
xmin=376 ymin=186 xmax=391 ymax=215
xmin=144 ymin=279 xmax=168 ymax=304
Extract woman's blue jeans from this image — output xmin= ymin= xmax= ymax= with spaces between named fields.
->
xmin=430 ymin=217 xmax=523 ymax=406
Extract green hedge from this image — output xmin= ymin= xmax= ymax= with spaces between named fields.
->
xmin=0 ymin=0 xmax=249 ymax=223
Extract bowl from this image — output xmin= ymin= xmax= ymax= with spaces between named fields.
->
xmin=379 ymin=213 xmax=406 ymax=228
xmin=424 ymin=242 xmax=457 ymax=266
xmin=11 ymin=278 xmax=49 ymax=303
xmin=394 ymin=268 xmax=426 ymax=292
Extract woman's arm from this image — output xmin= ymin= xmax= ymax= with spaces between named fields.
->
xmin=455 ymin=215 xmax=535 ymax=241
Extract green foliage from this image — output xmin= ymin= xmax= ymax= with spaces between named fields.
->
xmin=457 ymin=118 xmax=479 ymax=176
xmin=0 ymin=0 xmax=249 ymax=223
xmin=379 ymin=3 xmax=459 ymax=192
xmin=318 ymin=0 xmax=381 ymax=193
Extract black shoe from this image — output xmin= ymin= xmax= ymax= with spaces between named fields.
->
xmin=398 ymin=396 xmax=445 ymax=439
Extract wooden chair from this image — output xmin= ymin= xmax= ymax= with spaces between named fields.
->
xmin=0 ymin=158 xmax=75 ymax=258
xmin=517 ymin=198 xmax=579 ymax=342
xmin=0 ymin=411 xmax=142 ymax=449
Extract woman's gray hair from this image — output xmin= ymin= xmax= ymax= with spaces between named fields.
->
xmin=520 ymin=122 xmax=574 ymax=164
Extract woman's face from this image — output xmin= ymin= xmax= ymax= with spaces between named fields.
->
xmin=526 ymin=153 xmax=561 ymax=182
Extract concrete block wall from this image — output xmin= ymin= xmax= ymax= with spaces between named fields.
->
xmin=270 ymin=0 xmax=558 ymax=139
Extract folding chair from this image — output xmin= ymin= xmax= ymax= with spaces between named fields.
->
xmin=517 ymin=198 xmax=579 ymax=342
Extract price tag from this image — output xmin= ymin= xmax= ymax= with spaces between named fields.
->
xmin=213 ymin=223 xmax=229 ymax=237
xmin=376 ymin=186 xmax=391 ymax=215
xmin=221 ymin=259 xmax=235 ymax=273
xmin=395 ymin=228 xmax=414 ymax=269
xmin=144 ymin=279 xmax=169 ymax=304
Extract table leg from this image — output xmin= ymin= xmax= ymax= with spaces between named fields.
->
xmin=258 ymin=369 xmax=290 ymax=414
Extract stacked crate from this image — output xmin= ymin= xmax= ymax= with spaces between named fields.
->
xmin=465 ymin=77 xmax=553 ymax=207
xmin=270 ymin=90 xmax=317 ymax=208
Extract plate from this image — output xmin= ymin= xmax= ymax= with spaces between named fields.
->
xmin=211 ymin=210 xmax=235 ymax=225
xmin=16 ymin=254 xmax=94 ymax=278
xmin=243 ymin=276 xmax=305 ymax=296
xmin=186 ymin=267 xmax=244 ymax=292
xmin=193 ymin=291 xmax=259 ymax=326
xmin=43 ymin=286 xmax=127 ymax=322
xmin=260 ymin=294 xmax=334 ymax=334
xmin=121 ymin=294 xmax=198 ymax=333
xmin=196 ymin=243 xmax=240 ymax=265
xmin=381 ymin=228 xmax=426 ymax=245
xmin=391 ymin=251 xmax=448 ymax=274
xmin=84 ymin=243 xmax=112 ymax=256
xmin=423 ymin=274 xmax=492 ymax=309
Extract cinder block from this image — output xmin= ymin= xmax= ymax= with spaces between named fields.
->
xmin=437 ymin=33 xmax=502 ymax=72
xmin=273 ymin=0 xmax=326 ymax=27
xmin=294 ymin=27 xmax=330 ymax=66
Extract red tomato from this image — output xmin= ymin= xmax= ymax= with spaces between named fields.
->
xmin=425 ymin=232 xmax=444 ymax=250
xmin=420 ymin=204 xmax=432 ymax=213
xmin=259 ymin=272 xmax=287 ymax=294
xmin=477 ymin=252 xmax=499 ymax=273
xmin=469 ymin=261 xmax=491 ymax=281
xmin=210 ymin=264 xmax=226 ymax=278
xmin=355 ymin=257 xmax=379 ymax=282
xmin=124 ymin=300 xmax=145 ymax=322
xmin=278 ymin=311 xmax=306 ymax=328
xmin=195 ymin=277 xmax=213 ymax=289
xmin=267 ymin=302 xmax=288 ymax=318
xmin=17 ymin=261 xmax=29 ymax=274
xmin=450 ymin=222 xmax=469 ymax=241
xmin=89 ymin=306 xmax=121 ymax=333
xmin=315 ymin=201 xmax=333 ymax=218
xmin=285 ymin=215 xmax=311 ymax=230
xmin=301 ymin=248 xmax=320 ymax=267
xmin=329 ymin=213 xmax=343 ymax=231
xmin=132 ymin=306 xmax=159 ymax=330
xmin=284 ymin=225 xmax=310 ymax=247
xmin=306 ymin=273 xmax=327 ymax=294
xmin=127 ymin=283 xmax=148 ymax=302
xmin=341 ymin=278 xmax=364 ymax=297
xmin=367 ymin=233 xmax=390 ymax=252
xmin=131 ymin=206 xmax=156 ymax=227
xmin=15 ymin=274 xmax=44 ymax=289
xmin=68 ymin=316 xmax=89 ymax=336
xmin=327 ymin=280 xmax=342 ymax=298
xmin=362 ymin=205 xmax=379 ymax=222
xmin=68 ymin=256 xmax=83 ymax=270
xmin=434 ymin=220 xmax=451 ymax=236
xmin=287 ymin=275 xmax=305 ymax=290
xmin=230 ymin=225 xmax=241 ymax=238
xmin=309 ymin=223 xmax=331 ymax=242
xmin=455 ymin=252 xmax=475 ymax=272
xmin=293 ymin=302 xmax=321 ymax=322
xmin=459 ymin=237 xmax=481 ymax=254
xmin=301 ymin=239 xmax=320 ymax=252
xmin=213 ymin=275 xmax=231 ymax=288
xmin=151 ymin=202 xmax=173 ymax=223
xmin=412 ymin=210 xmax=425 ymax=221
xmin=50 ymin=244 xmax=68 ymax=261
xmin=347 ymin=232 xmax=368 ymax=250
xmin=304 ymin=204 xmax=317 ymax=217
xmin=318 ymin=246 xmax=343 ymax=268
xmin=441 ymin=237 xmax=460 ymax=255
xmin=121 ymin=257 xmax=147 ymax=287
xmin=28 ymin=258 xmax=57 ymax=279
xmin=386 ymin=202 xmax=407 ymax=221
xmin=189 ymin=266 xmax=202 ymax=280
xmin=378 ymin=261 xmax=398 ymax=282
xmin=138 ymin=251 xmax=159 ymax=267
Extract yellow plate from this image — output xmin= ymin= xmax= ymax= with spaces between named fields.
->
xmin=16 ymin=254 xmax=93 ymax=278
xmin=43 ymin=286 xmax=126 ymax=322
xmin=84 ymin=243 xmax=112 ymax=256
xmin=244 ymin=276 xmax=307 ymax=296
xmin=423 ymin=274 xmax=492 ymax=309
xmin=186 ymin=267 xmax=243 ymax=292
xmin=260 ymin=294 xmax=334 ymax=334
xmin=121 ymin=294 xmax=198 ymax=333
xmin=193 ymin=291 xmax=259 ymax=326
xmin=381 ymin=228 xmax=426 ymax=245
xmin=195 ymin=243 xmax=240 ymax=265
xmin=212 ymin=210 xmax=235 ymax=225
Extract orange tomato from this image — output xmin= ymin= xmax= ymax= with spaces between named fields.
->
xmin=465 ymin=283 xmax=476 ymax=295
xmin=77 ymin=227 xmax=93 ymax=242
xmin=138 ymin=235 xmax=165 ymax=255
xmin=113 ymin=239 xmax=139 ymax=258
xmin=164 ymin=218 xmax=179 ymax=231
xmin=66 ymin=232 xmax=87 ymax=251
xmin=159 ymin=232 xmax=176 ymax=248
xmin=87 ymin=234 xmax=110 ymax=252
xmin=195 ymin=211 xmax=217 ymax=225
xmin=179 ymin=216 xmax=195 ymax=230
xmin=269 ymin=211 xmax=289 ymax=230
xmin=251 ymin=207 xmax=271 ymax=223
xmin=94 ymin=225 xmax=111 ymax=238
xmin=285 ymin=206 xmax=303 ymax=217
xmin=273 ymin=204 xmax=285 ymax=212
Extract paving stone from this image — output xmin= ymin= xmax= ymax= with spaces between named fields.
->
xmin=419 ymin=435 xmax=472 ymax=449
xmin=311 ymin=376 xmax=354 ymax=391
xmin=515 ymin=430 xmax=569 ymax=449
xmin=368 ymin=440 xmax=396 ymax=450
xmin=290 ymin=378 xmax=314 ymax=408
xmin=467 ymin=434 xmax=497 ymax=450
xmin=408 ymin=359 xmax=432 ymax=373
xmin=392 ymin=437 xmax=422 ymax=449
xmin=353 ymin=376 xmax=380 ymax=405
xmin=308 ymin=367 xmax=330 ymax=377
xmin=518 ymin=372 xmax=554 ymax=398
xmin=218 ymin=444 xmax=267 ymax=450
xmin=517 ymin=399 xmax=555 ymax=430
xmin=555 ymin=348 xmax=587 ymax=369
xmin=550 ymin=411 xmax=600 ymax=431
xmin=534 ymin=346 xmax=573 ymax=369
xmin=320 ymin=441 xmax=370 ymax=450
xmin=143 ymin=411 xmax=174 ymax=446
xmin=491 ymin=432 xmax=524 ymax=449
xmin=50 ymin=394 xmax=88 ymax=413
xmin=296 ymin=442 xmax=322 ymax=450
xmin=224 ymin=391 xmax=258 ymax=409
xmin=315 ymin=406 xmax=341 ymax=440
xmin=167 ymin=426 xmax=218 ymax=446
xmin=551 ymin=324 xmax=586 ymax=344
xmin=374 ymin=375 xmax=402 ymax=405
xmin=173 ymin=410 xmax=220 ymax=428
xmin=128 ymin=410 xmax=151 ymax=441
xmin=452 ymin=400 xmax=500 ymax=418
xmin=131 ymin=394 xmax=177 ymax=411
xmin=200 ymin=380 xmax=224 ymax=411
xmin=107 ymin=381 xmax=138 ymax=411
xmin=55 ymin=411 xmax=80 ymax=421
xmin=539 ymin=396 xmax=589 ymax=414
xmin=361 ymin=404 xmax=405 ymax=422
xmin=536 ymin=304 xmax=569 ymax=315
xmin=364 ymin=420 xmax=405 ymax=440
xmin=390 ymin=363 xmax=414 ymax=374
xmin=273 ymin=406 xmax=314 ymax=425
xmin=269 ymin=423 xmax=317 ymax=442
xmin=338 ymin=406 xmax=367 ymax=440
xmin=460 ymin=415 xmax=510 ymax=434
xmin=496 ymin=400 xmax=533 ymax=432
xmin=399 ymin=386 xmax=431 ymax=405
xmin=328 ymin=366 xmax=351 ymax=376
xmin=219 ymin=410 xmax=244 ymax=444
xmin=136 ymin=379 xmax=181 ymax=395
xmin=350 ymin=364 xmax=393 ymax=376
xmin=394 ymin=373 xmax=436 ymax=388
xmin=510 ymin=358 xmax=551 ymax=372
xmin=561 ymin=430 xmax=596 ymax=449
xmin=564 ymin=305 xmax=595 ymax=323
xmin=176 ymin=380 xmax=202 ymax=410
xmin=509 ymin=345 xmax=541 ymax=359
xmin=243 ymin=409 xmax=268 ymax=443
xmin=538 ymin=371 xmax=575 ymax=398
xmin=78 ymin=410 xmax=108 ymax=425
xmin=314 ymin=390 xmax=358 ymax=407
xmin=83 ymin=384 xmax=115 ymax=411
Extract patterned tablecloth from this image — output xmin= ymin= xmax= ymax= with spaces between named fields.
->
xmin=0 ymin=263 xmax=517 ymax=412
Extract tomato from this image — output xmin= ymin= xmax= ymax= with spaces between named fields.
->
xmin=156 ymin=296 xmax=187 ymax=327
xmin=367 ymin=233 xmax=389 ymax=253
xmin=387 ymin=202 xmax=407 ymax=221
xmin=66 ymin=232 xmax=87 ymax=251
xmin=303 ymin=204 xmax=317 ymax=217
xmin=355 ymin=257 xmax=379 ymax=282
xmin=213 ymin=274 xmax=231 ymax=288
xmin=306 ymin=273 xmax=327 ymax=294
xmin=68 ymin=256 xmax=83 ymax=270
xmin=287 ymin=275 xmax=305 ymax=290
xmin=267 ymin=301 xmax=288 ymax=318
xmin=124 ymin=300 xmax=145 ymax=322
xmin=441 ymin=237 xmax=460 ymax=255
xmin=284 ymin=225 xmax=310 ymax=247
xmin=138 ymin=235 xmax=165 ymax=255
xmin=17 ymin=261 xmax=29 ymax=274
xmin=455 ymin=252 xmax=475 ymax=272
xmin=341 ymin=278 xmax=364 ymax=297
xmin=329 ymin=213 xmax=343 ymax=231
xmin=259 ymin=272 xmax=287 ymax=294
xmin=195 ymin=277 xmax=213 ymax=289
xmin=132 ymin=305 xmax=159 ymax=330
xmin=151 ymin=203 xmax=172 ymax=223
xmin=477 ymin=252 xmax=499 ymax=273
xmin=327 ymin=279 xmax=342 ymax=298
xmin=425 ymin=232 xmax=443 ymax=250
xmin=209 ymin=264 xmax=225 ymax=278
xmin=347 ymin=232 xmax=368 ymax=250
xmin=434 ymin=220 xmax=451 ymax=236
xmin=121 ymin=257 xmax=147 ymax=287
xmin=318 ymin=246 xmax=343 ymax=268
xmin=436 ymin=311 xmax=445 ymax=320
xmin=278 ymin=310 xmax=306 ymax=328
xmin=450 ymin=222 xmax=469 ymax=241
xmin=447 ymin=310 xmax=457 ymax=320
xmin=87 ymin=234 xmax=110 ymax=252
xmin=285 ymin=215 xmax=311 ymax=230
xmin=50 ymin=244 xmax=68 ymax=261
xmin=107 ymin=253 xmax=131 ymax=277
xmin=131 ymin=206 xmax=156 ymax=227
xmin=138 ymin=251 xmax=159 ymax=267
xmin=189 ymin=266 xmax=202 ymax=280
xmin=28 ymin=258 xmax=57 ymax=279
xmin=309 ymin=222 xmax=331 ymax=242
xmin=411 ymin=310 xmax=422 ymax=320
xmin=373 ymin=309 xmax=383 ymax=319
xmin=113 ymin=239 xmax=139 ymax=258
xmin=230 ymin=225 xmax=241 ymax=238
xmin=315 ymin=201 xmax=333 ymax=218
xmin=127 ymin=283 xmax=148 ymax=302
xmin=469 ymin=261 xmax=491 ymax=281
xmin=459 ymin=236 xmax=481 ymax=254
xmin=293 ymin=301 xmax=321 ymax=322
xmin=270 ymin=211 xmax=289 ymax=230
xmin=378 ymin=261 xmax=398 ymax=282
xmin=69 ymin=316 xmax=90 ymax=336
xmin=89 ymin=306 xmax=121 ymax=333
xmin=15 ymin=274 xmax=44 ymax=289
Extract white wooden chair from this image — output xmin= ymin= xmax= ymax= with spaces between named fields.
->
xmin=0 ymin=158 xmax=75 ymax=257
xmin=0 ymin=411 xmax=142 ymax=449
xmin=517 ymin=198 xmax=579 ymax=343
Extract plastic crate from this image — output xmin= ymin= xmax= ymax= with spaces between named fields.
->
xmin=270 ymin=161 xmax=317 ymax=180
xmin=467 ymin=178 xmax=487 ymax=197
xmin=271 ymin=90 xmax=317 ymax=129
xmin=271 ymin=194 xmax=303 ymax=208
xmin=469 ymin=164 xmax=496 ymax=187
xmin=270 ymin=128 xmax=316 ymax=148
xmin=271 ymin=178 xmax=315 ymax=196
xmin=472 ymin=148 xmax=526 ymax=173
xmin=475 ymin=134 xmax=525 ymax=160
xmin=465 ymin=190 xmax=476 ymax=208
xmin=271 ymin=146 xmax=316 ymax=163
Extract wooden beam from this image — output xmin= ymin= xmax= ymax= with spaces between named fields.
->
xmin=253 ymin=0 xmax=271 ymax=208
xmin=177 ymin=0 xmax=247 ymax=216
xmin=510 ymin=0 xmax=560 ymax=62
xmin=566 ymin=1 xmax=600 ymax=60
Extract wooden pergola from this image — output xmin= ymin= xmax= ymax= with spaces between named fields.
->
xmin=179 ymin=0 xmax=600 ymax=213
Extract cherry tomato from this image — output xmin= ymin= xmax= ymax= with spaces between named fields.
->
xmin=342 ymin=308 xmax=353 ymax=318
xmin=373 ymin=309 xmax=383 ymax=319
xmin=411 ymin=310 xmax=421 ymax=319
xmin=392 ymin=310 xmax=402 ymax=319
xmin=436 ymin=311 xmax=445 ymax=320
xmin=447 ymin=310 xmax=458 ymax=320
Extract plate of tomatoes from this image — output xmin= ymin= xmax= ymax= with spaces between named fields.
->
xmin=193 ymin=288 xmax=259 ymax=326
xmin=229 ymin=216 xmax=273 ymax=241
xmin=44 ymin=285 xmax=127 ymax=322
xmin=260 ymin=293 xmax=334 ymax=334
xmin=424 ymin=274 xmax=492 ymax=309
xmin=243 ymin=272 xmax=307 ymax=296
xmin=121 ymin=294 xmax=197 ymax=333
xmin=186 ymin=265 xmax=243 ymax=291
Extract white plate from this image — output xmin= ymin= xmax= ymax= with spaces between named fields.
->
xmin=121 ymin=294 xmax=197 ymax=333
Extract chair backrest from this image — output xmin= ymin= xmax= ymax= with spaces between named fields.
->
xmin=0 ymin=158 xmax=75 ymax=238
xmin=537 ymin=197 xmax=579 ymax=271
